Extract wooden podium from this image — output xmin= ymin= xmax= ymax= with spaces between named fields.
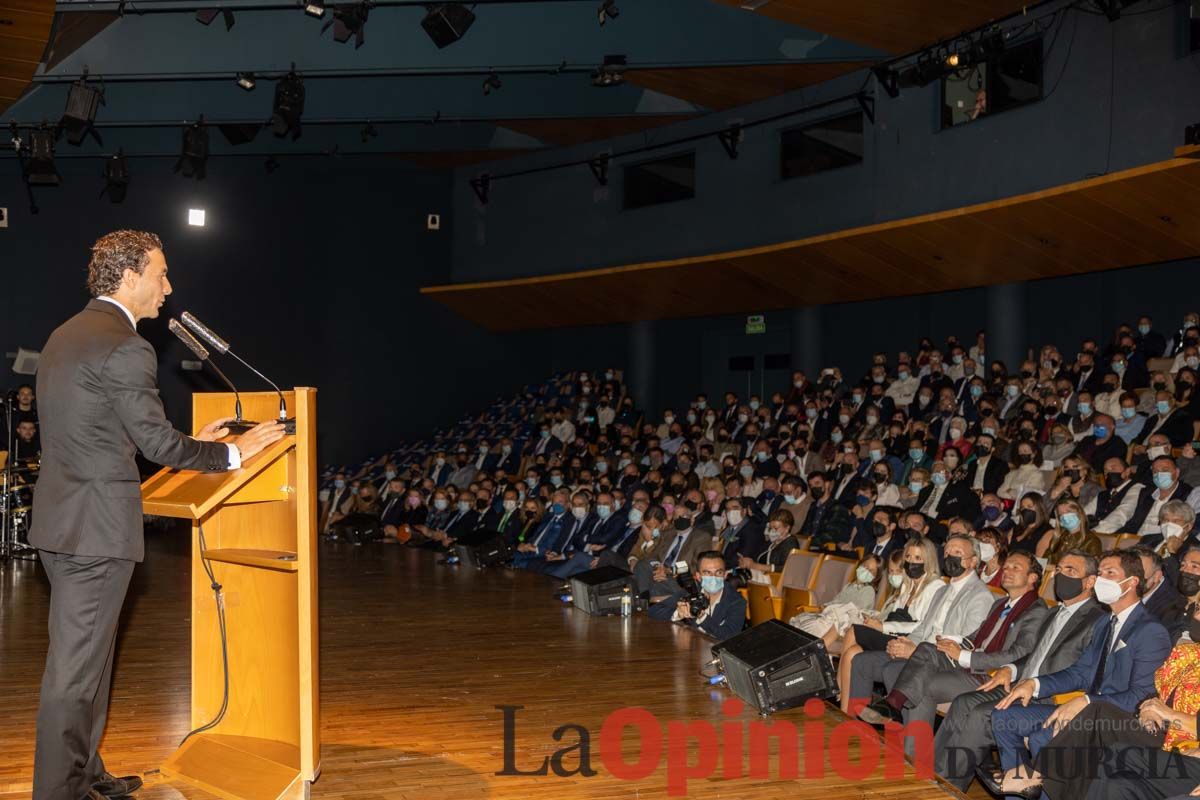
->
xmin=140 ymin=389 xmax=320 ymax=800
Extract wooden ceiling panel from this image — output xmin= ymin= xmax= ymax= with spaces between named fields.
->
xmin=495 ymin=115 xmax=699 ymax=148
xmin=625 ymin=62 xmax=866 ymax=111
xmin=0 ymin=0 xmax=54 ymax=114
xmin=710 ymin=0 xmax=1034 ymax=55
xmin=422 ymin=154 xmax=1200 ymax=331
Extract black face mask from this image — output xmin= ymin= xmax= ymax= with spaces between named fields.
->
xmin=810 ymin=486 xmax=825 ymax=501
xmin=976 ymin=445 xmax=991 ymax=457
xmin=684 ymin=500 xmax=699 ymax=512
xmin=1018 ymin=453 xmax=1034 ymax=465
xmin=1179 ymin=572 xmax=1200 ymax=597
xmin=1106 ymin=471 xmax=1125 ymax=489
xmin=872 ymin=521 xmax=890 ymax=538
xmin=673 ymin=517 xmax=691 ymax=532
xmin=1054 ymin=574 xmax=1084 ymax=602
xmin=904 ymin=561 xmax=926 ymax=579
xmin=942 ymin=555 xmax=967 ymax=578
xmin=1154 ymin=381 xmax=1168 ymax=392
xmin=1020 ymin=508 xmax=1038 ymax=526
xmin=1064 ymin=469 xmax=1082 ymax=482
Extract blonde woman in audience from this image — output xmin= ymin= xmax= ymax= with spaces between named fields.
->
xmin=836 ymin=537 xmax=942 ymax=713
xmin=790 ymin=553 xmax=883 ymax=648
xmin=1042 ymin=453 xmax=1101 ymax=513
xmin=998 ymin=439 xmax=1049 ymax=501
xmin=1037 ymin=498 xmax=1104 ymax=563
xmin=1041 ymin=422 xmax=1076 ymax=466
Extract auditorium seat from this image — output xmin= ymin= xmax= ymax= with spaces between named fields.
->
xmin=1040 ymin=572 xmax=1058 ymax=607
xmin=1096 ymin=533 xmax=1119 ymax=551
xmin=1115 ymin=533 xmax=1141 ymax=549
xmin=778 ymin=551 xmax=824 ymax=618
xmin=746 ymin=582 xmax=780 ymax=625
xmin=808 ymin=555 xmax=858 ymax=608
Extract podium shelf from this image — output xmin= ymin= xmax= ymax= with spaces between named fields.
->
xmin=201 ymin=548 xmax=300 ymax=572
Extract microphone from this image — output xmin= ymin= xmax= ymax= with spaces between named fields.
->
xmin=180 ymin=311 xmax=295 ymax=433
xmin=169 ymin=318 xmax=245 ymax=425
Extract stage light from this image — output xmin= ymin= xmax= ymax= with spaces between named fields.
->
xmin=303 ymin=0 xmax=325 ymax=17
xmin=324 ymin=2 xmax=369 ymax=47
xmin=235 ymin=72 xmax=256 ymax=91
xmin=25 ymin=126 xmax=60 ymax=186
xmin=174 ymin=118 xmax=209 ymax=180
xmin=598 ymin=0 xmax=618 ymax=26
xmin=102 ymin=150 xmax=129 ymax=203
xmin=269 ymin=69 xmax=305 ymax=140
xmin=195 ymin=8 xmax=235 ymax=30
xmin=421 ymin=3 xmax=475 ymax=49
xmin=945 ymin=52 xmax=960 ymax=68
xmin=972 ymin=27 xmax=1006 ymax=62
xmin=188 ymin=208 xmax=206 ymax=226
xmin=482 ymin=72 xmax=501 ymax=96
xmin=61 ymin=72 xmax=104 ymax=146
xmin=591 ymin=54 xmax=626 ymax=87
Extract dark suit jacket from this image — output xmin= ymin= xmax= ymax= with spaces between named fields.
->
xmin=1143 ymin=580 xmax=1188 ymax=638
xmin=1022 ymin=598 xmax=1104 ymax=678
xmin=648 ymin=583 xmax=747 ymax=641
xmin=30 ymin=299 xmax=231 ymax=562
xmin=1036 ymin=602 xmax=1171 ymax=711
xmin=718 ymin=519 xmax=765 ymax=568
xmin=965 ymin=457 xmax=1009 ymax=495
xmin=1135 ymin=409 xmax=1195 ymax=447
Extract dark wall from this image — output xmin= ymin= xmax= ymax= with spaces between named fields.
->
xmin=0 ymin=155 xmax=613 ymax=465
xmin=449 ymin=3 xmax=1200 ymax=282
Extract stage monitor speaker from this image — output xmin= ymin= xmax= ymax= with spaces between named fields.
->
xmin=714 ymin=619 xmax=837 ymax=715
xmin=569 ymin=565 xmax=635 ymax=616
xmin=453 ymin=532 xmax=511 ymax=568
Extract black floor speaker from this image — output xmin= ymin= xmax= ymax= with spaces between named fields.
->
xmin=568 ymin=565 xmax=636 ymax=616
xmin=453 ymin=532 xmax=512 ymax=568
xmin=713 ymin=619 xmax=837 ymax=715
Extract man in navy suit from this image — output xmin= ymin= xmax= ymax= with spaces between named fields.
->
xmin=546 ymin=492 xmax=627 ymax=579
xmin=491 ymin=437 xmax=522 ymax=474
xmin=532 ymin=493 xmax=598 ymax=574
xmin=512 ymin=490 xmax=571 ymax=569
xmin=648 ymin=551 xmax=746 ymax=640
xmin=428 ymin=451 xmax=453 ymax=486
xmin=717 ymin=497 xmax=765 ymax=568
xmin=985 ymin=550 xmax=1172 ymax=795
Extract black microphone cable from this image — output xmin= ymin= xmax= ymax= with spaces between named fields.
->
xmin=179 ymin=522 xmax=231 ymax=746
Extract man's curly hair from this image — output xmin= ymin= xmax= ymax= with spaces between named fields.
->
xmin=87 ymin=230 xmax=163 ymax=297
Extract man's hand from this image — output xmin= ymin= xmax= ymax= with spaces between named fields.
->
xmin=383 ymin=524 xmax=398 ymax=538
xmin=1045 ymin=695 xmax=1088 ymax=735
xmin=676 ymin=600 xmax=693 ymax=620
xmin=979 ymin=669 xmax=1014 ymax=694
xmin=995 ymin=680 xmax=1036 ymax=710
xmin=652 ymin=564 xmax=669 ymax=583
xmin=517 ymin=543 xmax=536 ymax=553
xmin=196 ymin=417 xmax=237 ymax=442
xmin=935 ymin=637 xmax=963 ymax=662
xmin=233 ymin=420 xmax=287 ymax=462
xmin=886 ymin=637 xmax=916 ymax=660
xmin=589 ymin=557 xmax=600 ymax=569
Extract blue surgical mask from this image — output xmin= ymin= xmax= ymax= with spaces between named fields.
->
xmin=855 ymin=494 xmax=872 ymax=507
xmin=869 ymin=449 xmax=883 ymax=463
xmin=1111 ymin=361 xmax=1125 ymax=372
xmin=550 ymin=475 xmax=563 ymax=487
xmin=970 ymin=385 xmax=983 ymax=399
xmin=1093 ymin=425 xmax=1109 ymax=439
xmin=541 ymin=430 xmax=551 ymax=438
xmin=805 ymin=408 xmax=818 ymax=419
xmin=1078 ymin=402 xmax=1092 ymax=416
xmin=1006 ymin=385 xmax=1020 ymax=398
xmin=433 ymin=498 xmax=448 ymax=511
xmin=1121 ymin=407 xmax=1136 ymax=419
xmin=1139 ymin=324 xmax=1151 ymax=335
xmin=898 ymin=371 xmax=910 ymax=381
xmin=334 ymin=480 xmax=345 ymax=490
xmin=831 ymin=432 xmax=844 ymax=444
xmin=1157 ymin=400 xmax=1171 ymax=415
xmin=549 ymin=502 xmax=565 ymax=515
xmin=700 ymin=575 xmax=725 ymax=594
xmin=909 ymin=448 xmax=925 ymax=461
xmin=1058 ymin=513 xmax=1081 ymax=532
xmin=908 ymin=481 xmax=925 ymax=493
xmin=932 ymin=472 xmax=948 ymax=486
xmin=1154 ymin=472 xmax=1175 ymax=490
xmin=596 ymin=504 xmax=611 ymax=519
xmin=627 ymin=508 xmax=643 ymax=526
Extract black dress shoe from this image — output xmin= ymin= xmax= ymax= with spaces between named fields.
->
xmin=857 ymin=699 xmax=902 ymax=726
xmin=92 ymin=773 xmax=142 ymax=798
xmin=973 ymin=766 xmax=1042 ymax=799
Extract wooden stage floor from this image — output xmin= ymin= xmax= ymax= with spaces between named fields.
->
xmin=0 ymin=529 xmax=967 ymax=799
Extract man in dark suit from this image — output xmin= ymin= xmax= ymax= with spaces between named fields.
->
xmin=963 ymin=434 xmax=1008 ymax=494
xmin=491 ymin=438 xmax=522 ymax=475
xmin=984 ymin=550 xmax=1172 ymax=796
xmin=648 ymin=551 xmax=747 ymax=640
xmin=512 ymin=490 xmax=571 ymax=569
xmin=427 ymin=452 xmax=453 ymax=486
xmin=30 ymin=230 xmax=285 ymax=800
xmin=1130 ymin=545 xmax=1187 ymax=635
xmin=716 ymin=497 xmax=765 ymax=568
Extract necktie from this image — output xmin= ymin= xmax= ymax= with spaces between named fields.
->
xmin=499 ymin=510 xmax=512 ymax=531
xmin=1089 ymin=615 xmax=1118 ymax=695
xmin=665 ymin=533 xmax=686 ymax=564
xmin=383 ymin=498 xmax=397 ymax=518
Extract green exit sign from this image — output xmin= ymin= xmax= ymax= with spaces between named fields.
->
xmin=745 ymin=315 xmax=766 ymax=335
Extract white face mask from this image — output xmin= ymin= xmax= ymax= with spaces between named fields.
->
xmin=1093 ymin=575 xmax=1132 ymax=605
xmin=856 ymin=566 xmax=874 ymax=584
xmin=571 ymin=506 xmax=588 ymax=520
xmin=1162 ymin=522 xmax=1184 ymax=540
xmin=888 ymin=573 xmax=904 ymax=588
xmin=726 ymin=509 xmax=744 ymax=526
xmin=979 ymin=542 xmax=997 ymax=562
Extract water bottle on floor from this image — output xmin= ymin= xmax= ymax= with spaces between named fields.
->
xmin=621 ymin=585 xmax=632 ymax=617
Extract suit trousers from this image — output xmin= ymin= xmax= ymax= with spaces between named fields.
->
xmin=992 ymin=702 xmax=1057 ymax=772
xmin=933 ymin=686 xmax=1007 ymax=790
xmin=892 ymin=642 xmax=988 ymax=729
xmin=34 ymin=550 xmax=136 ymax=800
xmin=848 ymin=650 xmax=907 ymax=705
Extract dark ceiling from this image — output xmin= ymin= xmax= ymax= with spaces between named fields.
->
xmin=0 ymin=0 xmax=1034 ymax=166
